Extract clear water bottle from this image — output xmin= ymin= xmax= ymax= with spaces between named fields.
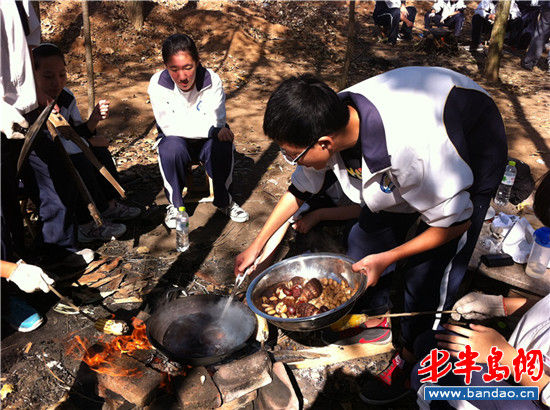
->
xmin=494 ymin=160 xmax=517 ymax=206
xmin=176 ymin=206 xmax=189 ymax=252
xmin=525 ymin=227 xmax=550 ymax=278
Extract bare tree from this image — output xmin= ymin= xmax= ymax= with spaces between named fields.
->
xmin=485 ymin=0 xmax=511 ymax=83
xmin=31 ymin=1 xmax=40 ymax=42
xmin=339 ymin=0 xmax=356 ymax=90
xmin=82 ymin=0 xmax=95 ymax=117
xmin=126 ymin=1 xmax=144 ymax=31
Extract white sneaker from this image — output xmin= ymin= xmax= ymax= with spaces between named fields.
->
xmin=218 ymin=201 xmax=249 ymax=223
xmin=76 ymin=248 xmax=95 ymax=264
xmin=78 ymin=221 xmax=127 ymax=243
xmin=165 ymin=204 xmax=179 ymax=229
xmin=102 ymin=201 xmax=141 ymax=221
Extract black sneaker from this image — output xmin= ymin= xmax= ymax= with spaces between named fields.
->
xmin=359 ymin=353 xmax=413 ymax=405
xmin=359 ymin=376 xmax=413 ymax=405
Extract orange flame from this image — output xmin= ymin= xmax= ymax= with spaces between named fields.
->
xmin=67 ymin=318 xmax=153 ymax=377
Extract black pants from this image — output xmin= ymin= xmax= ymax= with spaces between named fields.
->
xmin=374 ymin=5 xmax=417 ymax=43
xmin=1 ymin=137 xmax=25 ymax=262
xmin=70 ymin=146 xmax=120 ymax=224
xmin=471 ymin=14 xmax=493 ymax=48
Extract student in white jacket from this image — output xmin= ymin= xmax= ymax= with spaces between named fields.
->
xmin=235 ymin=68 xmax=507 ymax=390
xmin=424 ymin=0 xmax=466 ymax=37
xmin=471 ymin=0 xmax=522 ymax=52
xmin=148 ymin=34 xmax=249 ymax=228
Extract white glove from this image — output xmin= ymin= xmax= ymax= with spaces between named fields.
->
xmin=7 ymin=263 xmax=54 ymax=293
xmin=0 ymin=100 xmax=29 ymax=139
xmin=451 ymin=292 xmax=506 ymax=321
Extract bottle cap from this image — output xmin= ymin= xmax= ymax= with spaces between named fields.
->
xmin=533 ymin=227 xmax=550 ymax=247
xmin=508 ymin=160 xmax=516 ymax=166
xmin=178 ymin=206 xmax=185 ymax=212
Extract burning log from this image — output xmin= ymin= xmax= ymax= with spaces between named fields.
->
xmin=67 ymin=317 xmax=152 ymax=377
xmin=67 ymin=318 xmax=165 ymax=407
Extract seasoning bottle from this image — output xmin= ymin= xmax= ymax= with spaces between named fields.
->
xmin=525 ymin=227 xmax=550 ymax=278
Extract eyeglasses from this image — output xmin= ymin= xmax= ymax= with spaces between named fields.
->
xmin=280 ymin=139 xmax=319 ymax=166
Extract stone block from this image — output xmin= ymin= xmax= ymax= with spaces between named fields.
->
xmin=218 ymin=390 xmax=257 ymax=410
xmin=175 ymin=366 xmax=221 ymax=409
xmin=255 ymin=362 xmax=299 ymax=410
xmin=96 ymin=353 xmax=163 ymax=407
xmin=212 ymin=350 xmax=272 ymax=403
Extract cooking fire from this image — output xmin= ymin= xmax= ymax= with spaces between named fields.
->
xmin=67 ymin=317 xmax=152 ymax=377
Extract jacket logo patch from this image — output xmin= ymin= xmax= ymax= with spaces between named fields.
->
xmin=346 ymin=167 xmax=362 ymax=179
xmin=197 ymin=100 xmax=202 ymax=111
xmin=380 ymin=172 xmax=395 ymax=193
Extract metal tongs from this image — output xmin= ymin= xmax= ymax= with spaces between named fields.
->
xmin=233 ymin=259 xmax=259 ymax=293
xmin=231 ymin=220 xmax=292 ymax=295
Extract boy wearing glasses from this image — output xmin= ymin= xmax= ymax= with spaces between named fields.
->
xmin=235 ymin=66 xmax=507 ymax=360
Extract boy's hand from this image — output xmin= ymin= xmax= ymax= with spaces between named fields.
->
xmin=218 ymin=127 xmax=234 ymax=142
xmin=89 ymin=136 xmax=110 ymax=147
xmin=352 ymin=252 xmax=392 ymax=288
xmin=437 ymin=323 xmax=511 ymax=364
xmin=234 ymin=246 xmax=260 ymax=277
xmin=92 ymin=99 xmax=110 ymax=121
xmin=292 ymin=211 xmax=320 ymax=234
xmin=0 ymin=101 xmax=28 ymax=139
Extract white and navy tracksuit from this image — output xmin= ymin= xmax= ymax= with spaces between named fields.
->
xmin=373 ymin=1 xmax=417 ymax=43
xmin=517 ymin=0 xmax=543 ymax=50
xmin=148 ymin=65 xmax=234 ymax=209
xmin=0 ymin=0 xmax=61 ymax=261
xmin=424 ymin=0 xmax=466 ymax=37
xmin=289 ymin=67 xmax=507 ymax=347
xmin=20 ymin=88 xmax=121 ymax=255
xmin=524 ymin=1 xmax=550 ymax=69
xmin=54 ymin=88 xmax=121 ymax=223
xmin=471 ymin=0 xmax=523 ymax=48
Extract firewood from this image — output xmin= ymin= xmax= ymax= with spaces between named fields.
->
xmin=77 ymin=270 xmax=107 ymax=286
xmin=83 ymin=257 xmax=108 ymax=274
xmin=97 ymin=257 xmax=122 ymax=273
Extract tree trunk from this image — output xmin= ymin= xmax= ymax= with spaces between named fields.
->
xmin=485 ymin=0 xmax=511 ymax=83
xmin=126 ymin=1 xmax=144 ymax=31
xmin=82 ymin=0 xmax=95 ymax=117
xmin=31 ymin=1 xmax=41 ymax=42
xmin=339 ymin=0 xmax=356 ymax=90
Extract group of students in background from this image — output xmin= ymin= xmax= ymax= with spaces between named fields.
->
xmin=374 ymin=0 xmax=550 ymax=72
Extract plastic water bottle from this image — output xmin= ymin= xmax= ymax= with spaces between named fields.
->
xmin=525 ymin=227 xmax=550 ymax=278
xmin=494 ymin=161 xmax=517 ymax=206
xmin=176 ymin=206 xmax=189 ymax=252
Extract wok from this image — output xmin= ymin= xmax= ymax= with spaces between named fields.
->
xmin=246 ymin=253 xmax=367 ymax=332
xmin=146 ymin=294 xmax=257 ymax=365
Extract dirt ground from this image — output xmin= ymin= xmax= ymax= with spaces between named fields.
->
xmin=1 ymin=1 xmax=549 ymax=409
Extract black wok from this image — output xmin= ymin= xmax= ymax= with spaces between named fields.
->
xmin=146 ymin=294 xmax=257 ymax=365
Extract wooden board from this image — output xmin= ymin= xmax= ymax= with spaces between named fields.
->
xmin=286 ymin=342 xmax=393 ymax=369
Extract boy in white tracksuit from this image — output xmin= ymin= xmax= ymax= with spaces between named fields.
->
xmin=236 ymin=66 xmax=507 ymax=354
